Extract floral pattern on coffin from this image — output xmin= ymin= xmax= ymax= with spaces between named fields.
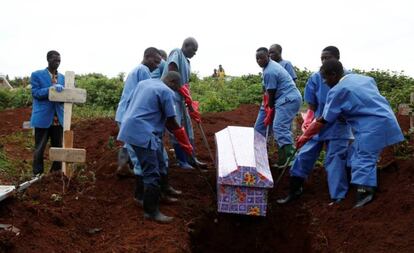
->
xmin=215 ymin=126 xmax=274 ymax=216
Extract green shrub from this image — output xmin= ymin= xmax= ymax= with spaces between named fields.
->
xmin=0 ymin=88 xmax=32 ymax=110
xmin=1 ymin=68 xmax=413 ymax=114
xmin=75 ymin=74 xmax=123 ymax=110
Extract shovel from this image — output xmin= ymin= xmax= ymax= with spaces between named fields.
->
xmin=198 ymin=122 xmax=215 ymax=164
xmin=274 ymin=148 xmax=298 ymax=187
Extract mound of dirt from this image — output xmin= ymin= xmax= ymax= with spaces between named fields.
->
xmin=0 ymin=105 xmax=413 ymax=253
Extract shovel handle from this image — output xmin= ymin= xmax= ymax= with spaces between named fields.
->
xmin=198 ymin=123 xmax=215 ymax=164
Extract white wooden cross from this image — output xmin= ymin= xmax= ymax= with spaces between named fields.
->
xmin=48 ymin=71 xmax=87 ymax=177
xmin=398 ymin=92 xmax=414 ymax=132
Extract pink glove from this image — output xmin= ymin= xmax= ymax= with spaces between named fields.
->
xmin=172 ymin=127 xmax=193 ymax=155
xmin=189 ymin=101 xmax=201 ymax=123
xmin=296 ymin=121 xmax=324 ymax=149
xmin=301 ymin=109 xmax=315 ymax=132
xmin=178 ymin=83 xmax=192 ymax=107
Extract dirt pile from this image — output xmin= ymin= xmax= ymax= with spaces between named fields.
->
xmin=0 ymin=105 xmax=413 ymax=253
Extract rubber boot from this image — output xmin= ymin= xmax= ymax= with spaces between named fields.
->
xmin=134 ymin=176 xmax=144 ymax=206
xmin=116 ymin=147 xmax=134 ymax=177
xmin=353 ymin=185 xmax=375 ymax=208
xmin=118 ymin=147 xmax=129 ymax=167
xmin=143 ymin=186 xmax=174 ymax=223
xmin=161 ymin=175 xmax=182 ymax=195
xmin=160 ymin=175 xmax=179 ymax=203
xmin=173 ymin=144 xmax=194 ymax=169
xmin=328 ymin=198 xmax=343 ymax=206
xmin=189 ymin=156 xmax=208 ymax=169
xmin=275 ymin=144 xmax=295 ymax=169
xmin=187 ymin=139 xmax=208 ymax=169
xmin=276 ymin=176 xmax=304 ymax=204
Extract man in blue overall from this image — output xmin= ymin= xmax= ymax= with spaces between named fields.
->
xmin=115 ymin=47 xmax=176 ymax=201
xmin=268 ymin=44 xmax=297 ymax=82
xmin=118 ymin=71 xmax=193 ymax=223
xmin=30 ymin=50 xmax=65 ymax=176
xmin=161 ymin=37 xmax=205 ymax=170
xmin=277 ymin=46 xmax=353 ymax=205
xmin=255 ymin=47 xmax=302 ymax=168
xmin=296 ymin=59 xmax=404 ymax=208
xmin=150 ymin=48 xmax=183 ymax=200
xmin=115 ymin=47 xmax=161 ymax=177
xmin=151 ymin=49 xmax=167 ymax=79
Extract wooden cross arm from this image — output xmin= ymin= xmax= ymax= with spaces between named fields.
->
xmin=49 ymin=87 xmax=87 ymax=103
xmin=49 ymin=148 xmax=86 ymax=163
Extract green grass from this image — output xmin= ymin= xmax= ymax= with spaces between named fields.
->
xmin=0 ymin=147 xmax=32 ymax=184
xmin=0 ymin=131 xmax=34 ymax=184
xmin=73 ymin=105 xmax=115 ymax=120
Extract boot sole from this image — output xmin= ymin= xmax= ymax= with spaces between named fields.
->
xmin=144 ymin=213 xmax=174 ymax=224
xmin=353 ymin=195 xmax=374 ymax=208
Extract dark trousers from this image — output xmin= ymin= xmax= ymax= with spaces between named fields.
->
xmin=33 ymin=126 xmax=63 ymax=174
xmin=132 ymin=142 xmax=167 ymax=189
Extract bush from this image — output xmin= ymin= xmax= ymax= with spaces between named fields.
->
xmin=1 ymin=68 xmax=413 ymax=114
xmin=0 ymin=87 xmax=32 ymax=110
xmin=191 ymin=75 xmax=263 ymax=112
xmin=75 ymin=74 xmax=123 ymax=110
xmin=352 ymin=69 xmax=414 ymax=110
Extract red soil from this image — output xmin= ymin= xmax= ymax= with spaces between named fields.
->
xmin=0 ymin=105 xmax=413 ymax=253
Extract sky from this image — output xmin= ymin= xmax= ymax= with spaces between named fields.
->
xmin=1 ymin=0 xmax=413 ymax=79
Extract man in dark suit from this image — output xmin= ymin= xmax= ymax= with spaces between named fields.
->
xmin=30 ymin=50 xmax=65 ymax=176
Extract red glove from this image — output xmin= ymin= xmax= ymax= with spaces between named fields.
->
xmin=263 ymin=106 xmax=275 ymax=126
xmin=178 ymin=83 xmax=192 ymax=106
xmin=263 ymin=93 xmax=269 ymax=107
xmin=189 ymin=101 xmax=201 ymax=123
xmin=301 ymin=109 xmax=315 ymax=132
xmin=262 ymin=92 xmax=274 ymax=126
xmin=296 ymin=121 xmax=325 ymax=149
xmin=172 ymin=127 xmax=193 ymax=155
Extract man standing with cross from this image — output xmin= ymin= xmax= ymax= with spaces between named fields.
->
xmin=30 ymin=50 xmax=65 ymax=176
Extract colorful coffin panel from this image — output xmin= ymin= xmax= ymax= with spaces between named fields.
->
xmin=217 ymin=185 xmax=268 ymax=216
xmin=215 ymin=126 xmax=273 ymax=216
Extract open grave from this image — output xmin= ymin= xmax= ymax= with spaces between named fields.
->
xmin=0 ymin=104 xmax=413 ymax=253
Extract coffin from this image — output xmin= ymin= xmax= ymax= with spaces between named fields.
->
xmin=215 ymin=126 xmax=273 ymax=216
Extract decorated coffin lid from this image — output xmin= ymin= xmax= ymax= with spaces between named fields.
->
xmin=215 ymin=126 xmax=273 ymax=188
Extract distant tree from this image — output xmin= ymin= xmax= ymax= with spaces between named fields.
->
xmin=117 ymin=72 xmax=126 ymax=82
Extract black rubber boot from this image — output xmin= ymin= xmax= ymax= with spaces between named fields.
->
xmin=134 ymin=176 xmax=144 ymax=206
xmin=276 ymin=176 xmax=304 ymax=204
xmin=143 ymin=186 xmax=174 ymax=223
xmin=161 ymin=175 xmax=182 ymax=196
xmin=188 ymin=140 xmax=208 ymax=169
xmin=328 ymin=198 xmax=343 ymax=206
xmin=354 ymin=185 xmax=375 ymax=208
xmin=160 ymin=175 xmax=179 ymax=203
xmin=189 ymin=156 xmax=207 ymax=168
